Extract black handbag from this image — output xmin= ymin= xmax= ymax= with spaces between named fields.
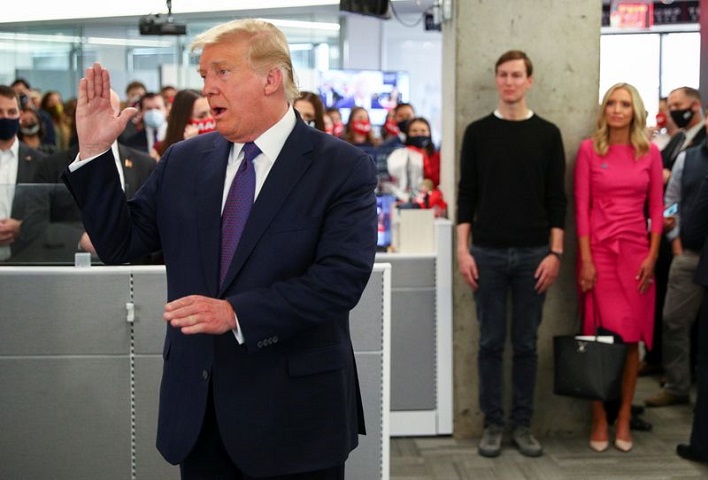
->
xmin=553 ymin=294 xmax=627 ymax=401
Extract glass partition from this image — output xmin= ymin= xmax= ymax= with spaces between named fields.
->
xmin=0 ymin=183 xmax=162 ymax=266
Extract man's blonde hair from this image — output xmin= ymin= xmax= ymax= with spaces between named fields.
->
xmin=191 ymin=19 xmax=300 ymax=103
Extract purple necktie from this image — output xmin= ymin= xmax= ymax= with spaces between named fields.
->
xmin=220 ymin=142 xmax=260 ymax=285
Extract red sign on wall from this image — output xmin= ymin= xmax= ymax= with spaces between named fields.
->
xmin=610 ymin=0 xmax=654 ymax=29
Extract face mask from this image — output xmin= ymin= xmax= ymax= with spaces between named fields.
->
xmin=0 ymin=117 xmax=20 ymax=141
xmin=143 ymin=109 xmax=165 ymax=129
xmin=48 ymin=104 xmax=63 ymax=117
xmin=670 ymin=108 xmax=694 ymax=129
xmin=190 ymin=117 xmax=216 ymax=135
xmin=306 ymin=120 xmax=316 ymax=128
xmin=384 ymin=117 xmax=399 ymax=137
xmin=397 ymin=119 xmax=411 ymax=134
xmin=350 ymin=119 xmax=371 ymax=136
xmin=332 ymin=121 xmax=344 ymax=137
xmin=406 ymin=135 xmax=432 ymax=149
xmin=655 ymin=112 xmax=667 ymax=129
xmin=20 ymin=123 xmax=40 ymax=136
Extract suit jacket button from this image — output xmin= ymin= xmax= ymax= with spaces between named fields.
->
xmin=257 ymin=341 xmax=263 ymax=348
xmin=202 ymin=370 xmax=209 ymax=380
xmin=273 ymin=336 xmax=278 ymax=343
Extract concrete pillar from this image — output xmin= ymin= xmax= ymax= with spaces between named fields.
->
xmin=699 ymin=0 xmax=708 ymax=100
xmin=441 ymin=1 xmax=603 ymax=437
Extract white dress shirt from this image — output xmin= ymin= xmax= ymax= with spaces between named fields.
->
xmin=222 ymin=107 xmax=296 ymax=211
xmin=0 ymin=138 xmax=19 ymax=261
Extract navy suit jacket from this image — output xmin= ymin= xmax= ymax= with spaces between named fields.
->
xmin=62 ymin=119 xmax=378 ymax=476
xmin=3 ymin=142 xmax=50 ymax=262
xmin=684 ymin=175 xmax=708 ymax=287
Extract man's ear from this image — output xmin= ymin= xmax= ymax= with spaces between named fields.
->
xmin=264 ymin=67 xmax=283 ymax=96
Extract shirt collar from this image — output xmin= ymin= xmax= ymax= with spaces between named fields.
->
xmin=685 ymin=120 xmax=703 ymax=141
xmin=0 ymin=137 xmax=19 ymax=157
xmin=234 ymin=106 xmax=296 ymax=166
xmin=494 ymin=109 xmax=534 ymax=120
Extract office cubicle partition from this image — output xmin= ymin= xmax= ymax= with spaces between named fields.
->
xmin=0 ymin=264 xmax=390 ymax=480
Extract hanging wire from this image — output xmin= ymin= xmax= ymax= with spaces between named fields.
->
xmin=389 ymin=1 xmax=429 ymax=28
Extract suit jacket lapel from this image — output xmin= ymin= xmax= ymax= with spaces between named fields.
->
xmin=16 ymin=144 xmax=36 ymax=183
xmin=117 ymin=145 xmax=141 ymax=198
xmin=197 ymin=136 xmax=232 ymax=296
xmin=219 ymin=123 xmax=314 ymax=294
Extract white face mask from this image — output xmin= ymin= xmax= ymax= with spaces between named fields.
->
xmin=143 ymin=109 xmax=165 ymax=129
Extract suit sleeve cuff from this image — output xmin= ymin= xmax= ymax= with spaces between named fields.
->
xmin=68 ymin=149 xmax=111 ymax=172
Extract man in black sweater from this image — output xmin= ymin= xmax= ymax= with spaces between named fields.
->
xmin=456 ymin=50 xmax=567 ymax=459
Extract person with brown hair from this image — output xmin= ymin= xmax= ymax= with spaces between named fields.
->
xmin=40 ymin=90 xmax=71 ymax=151
xmin=293 ymin=90 xmax=326 ymax=132
xmin=18 ymin=107 xmax=57 ymax=155
xmin=157 ymin=88 xmax=213 ymax=156
xmin=341 ymin=106 xmax=380 ymax=164
xmin=385 ymin=116 xmax=440 ymax=203
xmin=456 ymin=49 xmax=566 ymax=458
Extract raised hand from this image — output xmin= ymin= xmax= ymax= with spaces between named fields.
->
xmin=76 ymin=63 xmax=138 ymax=160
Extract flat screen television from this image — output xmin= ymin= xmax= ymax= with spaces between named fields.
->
xmin=339 ymin=0 xmax=391 ymax=19
xmin=318 ymin=69 xmax=410 ymax=126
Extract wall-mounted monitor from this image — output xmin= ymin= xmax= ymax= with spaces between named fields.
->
xmin=339 ymin=0 xmax=391 ymax=19
xmin=318 ymin=69 xmax=410 ymax=126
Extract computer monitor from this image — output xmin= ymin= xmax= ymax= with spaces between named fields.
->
xmin=376 ymin=194 xmax=396 ymax=250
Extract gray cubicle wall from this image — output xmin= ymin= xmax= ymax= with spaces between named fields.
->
xmin=375 ymin=219 xmax=453 ymax=436
xmin=0 ymin=265 xmax=390 ymax=480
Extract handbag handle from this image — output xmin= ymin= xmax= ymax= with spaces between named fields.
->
xmin=578 ymin=291 xmax=604 ymax=339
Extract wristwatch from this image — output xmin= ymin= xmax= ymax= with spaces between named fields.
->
xmin=549 ymin=250 xmax=563 ymax=261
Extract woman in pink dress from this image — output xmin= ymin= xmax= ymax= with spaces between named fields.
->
xmin=574 ymin=83 xmax=663 ymax=453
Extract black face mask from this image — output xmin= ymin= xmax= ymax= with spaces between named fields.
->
xmin=0 ymin=117 xmax=20 ymax=141
xmin=406 ymin=135 xmax=432 ymax=149
xmin=397 ymin=119 xmax=410 ymax=135
xmin=670 ymin=108 xmax=694 ymax=129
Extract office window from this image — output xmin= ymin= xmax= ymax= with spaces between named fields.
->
xmin=600 ymin=30 xmax=700 ymax=125
xmin=600 ymin=33 xmax=661 ymax=123
xmin=660 ymin=32 xmax=700 ymax=98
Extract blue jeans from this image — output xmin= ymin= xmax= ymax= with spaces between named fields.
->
xmin=471 ymin=245 xmax=548 ymax=428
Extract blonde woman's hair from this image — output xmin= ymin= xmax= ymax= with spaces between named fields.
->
xmin=191 ymin=19 xmax=300 ymax=103
xmin=593 ymin=82 xmax=649 ymax=158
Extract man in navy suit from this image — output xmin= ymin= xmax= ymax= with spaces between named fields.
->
xmin=676 ymin=174 xmax=708 ymax=464
xmin=62 ymin=19 xmax=377 ymax=479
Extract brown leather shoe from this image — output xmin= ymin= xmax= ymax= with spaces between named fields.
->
xmin=644 ymin=390 xmax=690 ymax=407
